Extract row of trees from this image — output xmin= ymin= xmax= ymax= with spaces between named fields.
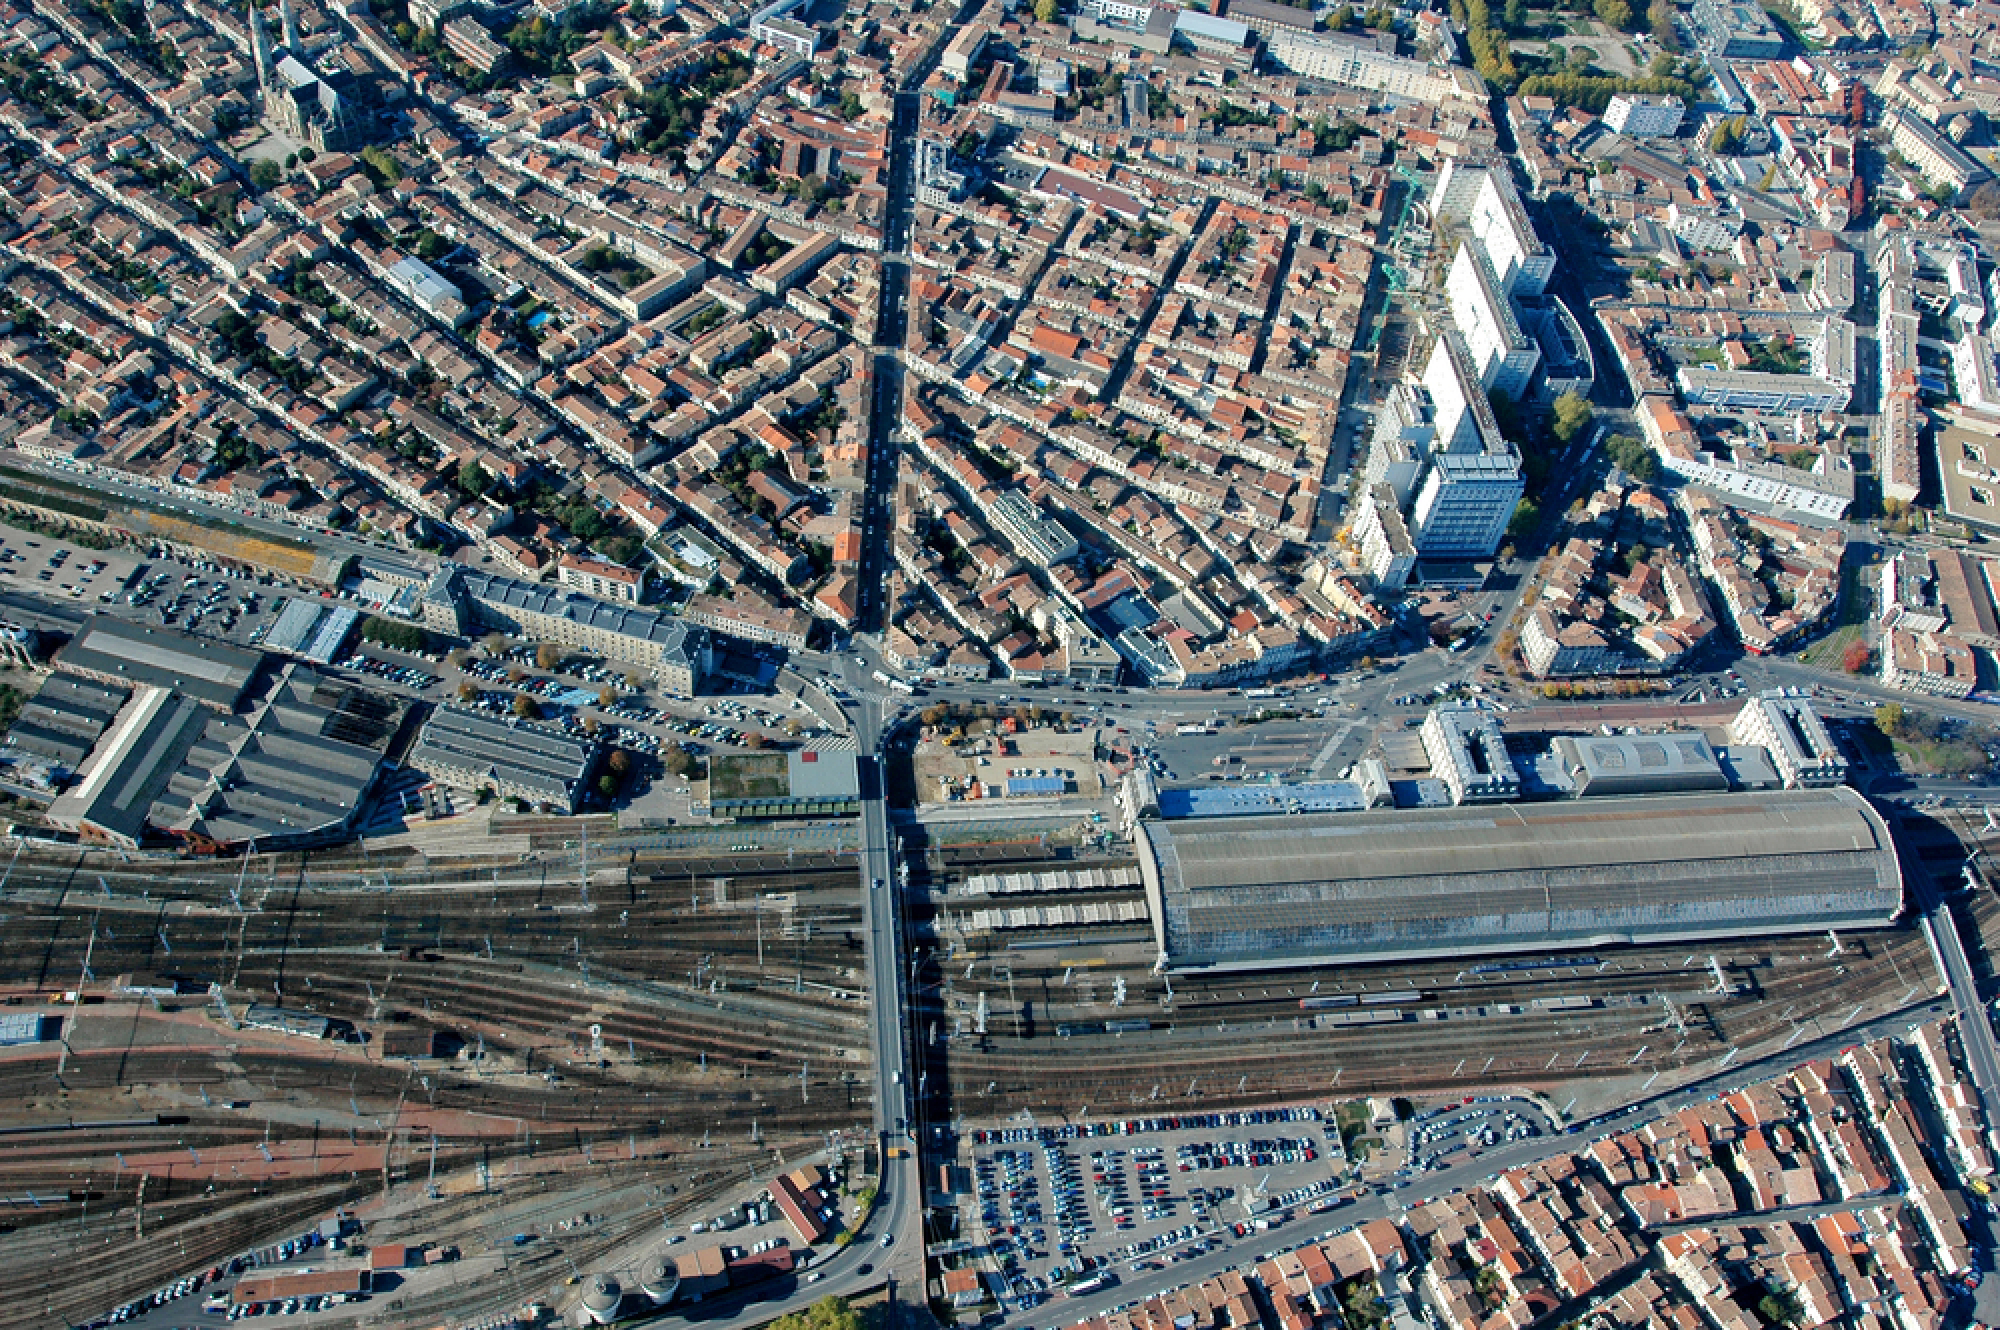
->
xmin=1514 ymin=71 xmax=1696 ymax=112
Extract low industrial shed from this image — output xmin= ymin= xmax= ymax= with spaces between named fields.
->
xmin=1135 ymin=787 xmax=1903 ymax=972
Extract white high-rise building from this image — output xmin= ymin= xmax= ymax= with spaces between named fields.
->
xmin=1446 ymin=241 xmax=1540 ymax=400
xmin=1420 ymin=332 xmax=1497 ymax=456
xmin=1408 ymin=335 xmax=1523 ymax=559
xmin=1469 ymin=171 xmax=1553 ymax=299
xmin=1427 ymin=160 xmax=1490 ymax=225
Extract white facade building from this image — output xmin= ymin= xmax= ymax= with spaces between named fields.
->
xmin=1446 ymin=240 xmax=1540 ymax=400
xmin=990 ymin=490 xmax=1080 ymax=565
xmin=1603 ymin=94 xmax=1686 ymax=137
xmin=1263 ymin=29 xmax=1471 ymax=103
xmin=1351 ymin=483 xmax=1418 ymax=589
xmin=1727 ymin=692 xmax=1850 ymax=788
xmin=1954 ymin=332 xmax=2000 ymax=414
xmin=1468 ymin=170 xmax=1554 ymax=299
xmin=1420 ymin=703 xmax=1520 ymax=804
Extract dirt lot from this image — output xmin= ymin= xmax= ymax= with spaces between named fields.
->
xmin=911 ymin=723 xmax=1104 ymax=806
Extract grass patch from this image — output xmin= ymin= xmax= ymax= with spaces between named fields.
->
xmin=1796 ymin=560 xmax=1871 ymax=668
xmin=1797 ymin=623 xmax=1863 ymax=669
xmin=708 ymin=752 xmax=789 ymax=801
xmin=1893 ymin=736 xmax=1988 ymax=777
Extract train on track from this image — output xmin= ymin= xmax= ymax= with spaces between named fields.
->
xmin=1054 ymin=1019 xmax=1154 ymax=1037
xmin=1298 ymin=991 xmax=1427 ymax=1010
xmin=1469 ymin=956 xmax=1598 ymax=974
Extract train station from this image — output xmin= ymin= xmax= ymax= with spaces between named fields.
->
xmin=1134 ymin=786 xmax=1905 ymax=972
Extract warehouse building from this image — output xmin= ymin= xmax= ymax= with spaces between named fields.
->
xmin=45 ymin=687 xmax=216 ymax=849
xmin=150 ymin=663 xmax=400 ymax=852
xmin=4 ymin=675 xmax=129 ymax=772
xmin=1135 ymin=786 xmax=1902 ymax=972
xmin=56 ymin=618 xmax=263 ymax=712
xmin=39 ymin=620 xmax=399 ymax=852
xmin=409 ymin=706 xmax=599 ymax=812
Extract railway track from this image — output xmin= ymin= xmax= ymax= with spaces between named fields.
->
xmin=0 ymin=857 xmax=883 ymax=1322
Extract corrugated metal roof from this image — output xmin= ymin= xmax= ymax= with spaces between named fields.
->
xmin=1140 ymin=787 xmax=1901 ymax=970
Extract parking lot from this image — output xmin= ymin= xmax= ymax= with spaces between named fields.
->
xmin=89 ymin=1222 xmax=353 ymax=1329
xmin=0 ymin=524 xmax=299 ymax=649
xmin=1403 ymin=1096 xmax=1556 ymax=1178
xmin=964 ymin=1108 xmax=1344 ymax=1314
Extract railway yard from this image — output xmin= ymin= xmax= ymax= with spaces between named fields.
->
xmin=0 ymin=805 xmax=1980 ymax=1328
xmin=0 ymin=838 xmax=879 ymax=1329
xmin=909 ymin=846 xmax=1948 ymax=1129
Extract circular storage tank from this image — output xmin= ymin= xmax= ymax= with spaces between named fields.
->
xmin=581 ymin=1274 xmax=623 ymax=1325
xmin=640 ymin=1256 xmax=682 ymax=1306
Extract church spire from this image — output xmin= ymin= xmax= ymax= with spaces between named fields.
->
xmin=249 ymin=3 xmax=271 ymax=90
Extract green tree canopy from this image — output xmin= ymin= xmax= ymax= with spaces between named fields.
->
xmin=1507 ymin=497 xmax=1541 ymax=541
xmin=249 ymin=159 xmax=281 ymax=189
xmin=1551 ymin=391 xmax=1594 ymax=446
xmin=769 ymin=1296 xmax=867 ymax=1330
xmin=1603 ymin=432 xmax=1658 ymax=481
xmin=361 ymin=616 xmax=428 ymax=653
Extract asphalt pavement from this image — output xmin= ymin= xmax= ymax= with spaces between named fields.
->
xmin=1026 ymin=995 xmax=1954 ymax=1330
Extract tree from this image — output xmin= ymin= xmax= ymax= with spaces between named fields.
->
xmin=1593 ymin=0 xmax=1633 ymax=26
xmin=1756 ymin=1290 xmax=1803 ymax=1329
xmin=664 ymin=743 xmax=695 ymax=778
xmin=250 ymin=159 xmax=282 ymax=190
xmin=536 ymin=642 xmax=563 ymax=671
xmin=458 ymin=460 xmax=491 ymax=497
xmin=457 ymin=680 xmax=478 ymax=702
xmin=768 ymin=1296 xmax=867 ymax=1330
xmin=581 ymin=714 xmax=600 ymax=734
xmin=512 ymin=693 xmax=541 ymax=719
xmin=1503 ymin=0 xmax=1525 ymax=28
xmin=360 ymin=143 xmax=402 ymax=186
xmin=482 ymin=632 xmax=512 ymax=656
xmin=744 ymin=732 xmax=767 ymax=750
xmin=361 ymin=616 xmax=428 ymax=653
xmin=1507 ymin=498 xmax=1541 ymax=541
xmin=1033 ymin=0 xmax=1058 ymax=20
xmin=1875 ymin=702 xmax=1906 ymax=739
xmin=624 ymin=669 xmax=647 ymax=690
xmin=447 ymin=648 xmax=470 ymax=668
xmin=1648 ymin=0 xmax=1678 ymax=45
xmin=1551 ymin=391 xmax=1594 ymax=446
xmin=1603 ymin=433 xmax=1658 ymax=481
xmin=608 ymin=749 xmax=633 ymax=777
xmin=1841 ymin=641 xmax=1873 ymax=674
xmin=598 ymin=686 xmax=618 ymax=708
